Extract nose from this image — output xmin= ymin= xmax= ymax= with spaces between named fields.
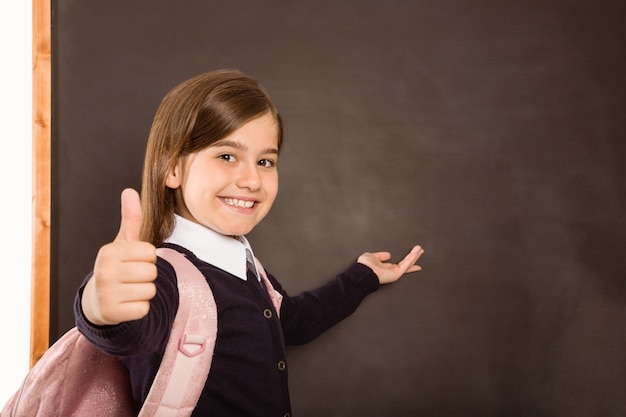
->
xmin=235 ymin=161 xmax=262 ymax=191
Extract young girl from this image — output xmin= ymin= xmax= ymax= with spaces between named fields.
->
xmin=75 ymin=69 xmax=424 ymax=416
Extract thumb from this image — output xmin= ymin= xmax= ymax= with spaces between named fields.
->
xmin=115 ymin=188 xmax=143 ymax=242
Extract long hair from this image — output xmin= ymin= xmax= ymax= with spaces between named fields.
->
xmin=140 ymin=69 xmax=283 ymax=245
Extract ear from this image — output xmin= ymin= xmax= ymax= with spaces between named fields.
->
xmin=165 ymin=159 xmax=182 ymax=189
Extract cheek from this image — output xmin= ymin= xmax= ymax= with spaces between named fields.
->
xmin=179 ymin=174 xmax=211 ymax=209
xmin=266 ymin=175 xmax=279 ymax=199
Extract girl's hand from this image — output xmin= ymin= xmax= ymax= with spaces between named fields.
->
xmin=357 ymin=245 xmax=424 ymax=284
xmin=81 ymin=189 xmax=158 ymax=326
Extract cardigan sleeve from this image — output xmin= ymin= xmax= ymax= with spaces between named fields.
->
xmin=269 ymin=263 xmax=380 ymax=345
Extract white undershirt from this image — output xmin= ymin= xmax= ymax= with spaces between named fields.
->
xmin=164 ymin=214 xmax=256 ymax=281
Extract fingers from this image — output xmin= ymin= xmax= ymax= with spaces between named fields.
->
xmin=102 ymin=282 xmax=157 ymax=323
xmin=95 ymin=278 xmax=157 ymax=308
xmin=107 ymin=301 xmax=152 ymax=323
xmin=358 ymin=245 xmax=424 ymax=285
xmin=83 ymin=188 xmax=158 ymax=326
xmin=368 ymin=245 xmax=424 ymax=273
xmin=397 ymin=245 xmax=424 ymax=273
xmin=88 ymin=251 xmax=158 ymax=325
xmin=96 ymin=240 xmax=157 ymax=272
xmin=115 ymin=188 xmax=143 ymax=243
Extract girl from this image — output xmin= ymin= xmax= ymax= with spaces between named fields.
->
xmin=75 ymin=69 xmax=424 ymax=416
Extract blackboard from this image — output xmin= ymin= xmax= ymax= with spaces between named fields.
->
xmin=51 ymin=1 xmax=626 ymax=415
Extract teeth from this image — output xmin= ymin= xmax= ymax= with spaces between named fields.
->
xmin=224 ymin=198 xmax=254 ymax=208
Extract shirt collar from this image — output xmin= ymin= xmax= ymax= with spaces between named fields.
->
xmin=164 ymin=214 xmax=253 ymax=281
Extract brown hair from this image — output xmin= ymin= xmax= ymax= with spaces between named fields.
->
xmin=140 ymin=69 xmax=283 ymax=245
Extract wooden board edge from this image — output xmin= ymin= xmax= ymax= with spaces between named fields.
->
xmin=30 ymin=0 xmax=51 ymax=368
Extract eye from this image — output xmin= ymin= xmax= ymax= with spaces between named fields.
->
xmin=258 ymin=158 xmax=277 ymax=168
xmin=218 ymin=154 xmax=236 ymax=163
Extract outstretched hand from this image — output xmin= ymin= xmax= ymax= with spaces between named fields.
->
xmin=357 ymin=245 xmax=424 ymax=284
xmin=81 ymin=188 xmax=158 ymax=326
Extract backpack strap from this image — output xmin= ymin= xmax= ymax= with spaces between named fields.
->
xmin=138 ymin=248 xmax=217 ymax=417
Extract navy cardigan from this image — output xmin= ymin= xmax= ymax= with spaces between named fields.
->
xmin=75 ymin=244 xmax=379 ymax=417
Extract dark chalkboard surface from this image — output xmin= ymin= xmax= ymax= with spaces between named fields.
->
xmin=51 ymin=1 xmax=625 ymax=415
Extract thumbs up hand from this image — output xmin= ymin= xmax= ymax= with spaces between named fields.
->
xmin=81 ymin=189 xmax=158 ymax=326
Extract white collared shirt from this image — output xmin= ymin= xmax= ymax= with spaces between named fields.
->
xmin=164 ymin=214 xmax=257 ymax=281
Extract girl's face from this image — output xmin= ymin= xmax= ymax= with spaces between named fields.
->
xmin=166 ymin=112 xmax=280 ymax=236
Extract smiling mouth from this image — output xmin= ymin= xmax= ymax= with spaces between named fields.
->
xmin=223 ymin=198 xmax=256 ymax=208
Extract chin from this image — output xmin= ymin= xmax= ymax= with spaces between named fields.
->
xmin=221 ymin=225 xmax=256 ymax=237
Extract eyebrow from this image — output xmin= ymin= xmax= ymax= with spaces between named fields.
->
xmin=211 ymin=139 xmax=280 ymax=155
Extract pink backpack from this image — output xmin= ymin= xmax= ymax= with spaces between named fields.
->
xmin=2 ymin=248 xmax=218 ymax=417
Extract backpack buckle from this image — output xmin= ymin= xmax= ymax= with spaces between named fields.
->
xmin=178 ymin=334 xmax=206 ymax=357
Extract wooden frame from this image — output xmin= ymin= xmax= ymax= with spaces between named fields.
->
xmin=31 ymin=0 xmax=51 ymax=367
